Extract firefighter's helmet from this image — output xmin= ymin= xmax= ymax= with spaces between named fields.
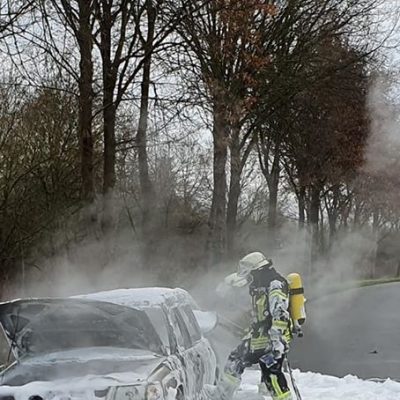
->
xmin=239 ymin=252 xmax=272 ymax=276
xmin=226 ymin=252 xmax=273 ymax=288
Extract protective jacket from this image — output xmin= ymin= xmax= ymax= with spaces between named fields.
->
xmin=248 ymin=266 xmax=292 ymax=358
xmin=208 ymin=263 xmax=296 ymax=400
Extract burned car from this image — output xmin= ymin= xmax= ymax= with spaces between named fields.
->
xmin=0 ymin=288 xmax=218 ymax=400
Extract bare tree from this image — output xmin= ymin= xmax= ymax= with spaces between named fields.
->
xmin=246 ymin=0 xmax=381 ymax=244
xmin=176 ymin=1 xmax=277 ymax=263
xmin=36 ymin=0 xmax=97 ymax=203
xmin=136 ymin=0 xmax=156 ymax=234
xmin=0 ymin=1 xmax=33 ymax=37
xmin=281 ymin=40 xmax=369 ymax=263
xmin=91 ymin=0 xmax=193 ymax=232
xmin=0 ymin=83 xmax=80 ymax=293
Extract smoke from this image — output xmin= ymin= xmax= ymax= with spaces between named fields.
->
xmin=289 ymin=76 xmax=400 ymax=377
xmin=365 ymin=75 xmax=400 ymax=175
xmin=6 ymin=73 xmax=388 ymax=291
xmin=7 ymin=80 xmax=399 ymax=303
xmin=4 ymin=75 xmax=400 ymax=383
xmin=7 ymin=210 xmax=161 ymax=300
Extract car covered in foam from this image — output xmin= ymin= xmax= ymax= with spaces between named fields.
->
xmin=0 ymin=287 xmax=218 ymax=400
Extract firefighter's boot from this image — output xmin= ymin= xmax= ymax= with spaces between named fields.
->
xmin=203 ymin=373 xmax=240 ymax=400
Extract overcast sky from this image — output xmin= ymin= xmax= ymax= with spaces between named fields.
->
xmin=379 ymin=2 xmax=400 ymax=70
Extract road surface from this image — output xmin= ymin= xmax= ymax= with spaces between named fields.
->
xmin=290 ymin=282 xmax=400 ymax=380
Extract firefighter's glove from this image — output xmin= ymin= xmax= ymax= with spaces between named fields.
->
xmin=260 ymin=353 xmax=278 ymax=369
xmin=270 ymin=335 xmax=287 ymax=361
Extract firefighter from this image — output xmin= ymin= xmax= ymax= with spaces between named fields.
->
xmin=205 ymin=252 xmax=296 ymax=400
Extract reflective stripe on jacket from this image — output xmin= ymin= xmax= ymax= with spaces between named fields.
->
xmin=248 ymin=270 xmax=291 ymax=353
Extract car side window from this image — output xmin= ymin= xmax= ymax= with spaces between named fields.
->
xmin=179 ymin=305 xmax=202 ymax=343
xmin=0 ymin=331 xmax=14 ymax=370
xmin=171 ymin=308 xmax=192 ymax=350
xmin=144 ymin=307 xmax=170 ymax=355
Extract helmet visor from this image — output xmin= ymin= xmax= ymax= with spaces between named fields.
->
xmin=226 ymin=273 xmax=251 ymax=288
xmin=238 ymin=260 xmax=255 ymax=277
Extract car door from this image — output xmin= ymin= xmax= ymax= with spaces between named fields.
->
xmin=168 ymin=307 xmax=200 ymax=399
xmin=175 ymin=306 xmax=206 ymax=394
xmin=178 ymin=305 xmax=217 ymax=387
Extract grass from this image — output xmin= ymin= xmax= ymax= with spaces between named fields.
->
xmin=358 ymin=277 xmax=400 ymax=288
xmin=307 ymin=276 xmax=400 ymax=301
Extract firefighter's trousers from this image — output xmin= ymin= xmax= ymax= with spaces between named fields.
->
xmin=223 ymin=338 xmax=293 ymax=400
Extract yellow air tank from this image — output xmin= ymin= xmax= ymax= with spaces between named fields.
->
xmin=287 ymin=273 xmax=306 ymax=336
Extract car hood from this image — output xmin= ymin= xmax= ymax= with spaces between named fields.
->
xmin=0 ymin=347 xmax=165 ymax=386
xmin=0 ymin=298 xmax=164 ymax=360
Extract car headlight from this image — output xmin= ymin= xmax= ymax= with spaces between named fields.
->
xmin=94 ymin=388 xmax=110 ymax=398
xmin=145 ymin=383 xmax=164 ymax=400
xmin=113 ymin=385 xmax=143 ymax=400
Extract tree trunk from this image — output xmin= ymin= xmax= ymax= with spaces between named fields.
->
xmin=309 ymin=183 xmax=321 ymax=267
xmin=353 ymin=198 xmax=361 ymax=228
xmin=267 ymin=145 xmax=280 ymax=231
xmin=226 ymin=129 xmax=241 ymax=252
xmin=102 ymin=97 xmax=116 ymax=194
xmin=328 ymin=213 xmax=337 ymax=245
xmin=99 ymin=0 xmax=117 ymax=233
xmin=372 ymin=209 xmax=380 ymax=234
xmin=267 ymin=176 xmax=279 ymax=231
xmin=207 ymin=105 xmax=228 ymax=266
xmin=101 ymin=98 xmax=117 ymax=233
xmin=370 ymin=209 xmax=380 ymax=279
xmin=298 ymin=185 xmax=306 ymax=229
xmin=327 ymin=185 xmax=339 ymax=247
xmin=319 ymin=204 xmax=326 ymax=255
xmin=77 ymin=0 xmax=94 ymax=203
xmin=137 ymin=2 xmax=156 ymax=234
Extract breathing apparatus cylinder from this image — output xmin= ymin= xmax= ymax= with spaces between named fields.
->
xmin=287 ymin=273 xmax=306 ymax=337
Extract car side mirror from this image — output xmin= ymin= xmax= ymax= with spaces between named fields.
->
xmin=193 ymin=310 xmax=218 ymax=335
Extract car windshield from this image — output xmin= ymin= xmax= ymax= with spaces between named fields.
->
xmin=0 ymin=300 xmax=164 ymax=358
